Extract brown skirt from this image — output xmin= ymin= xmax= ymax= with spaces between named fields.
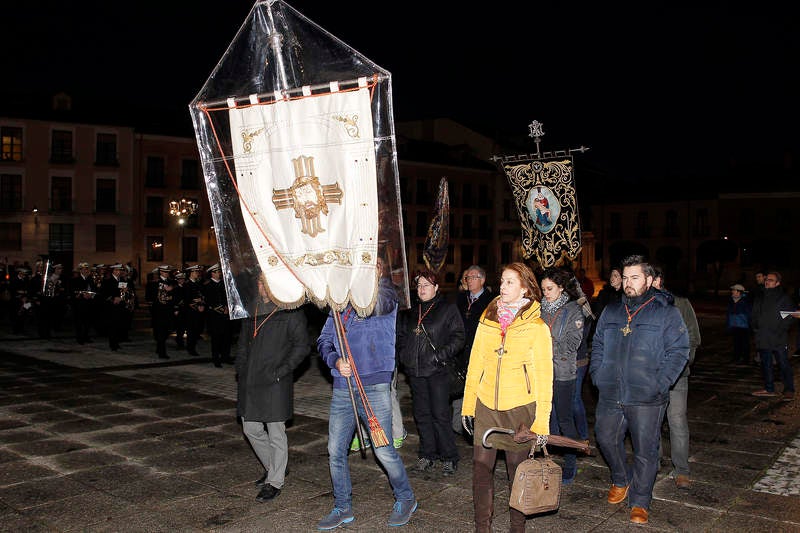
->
xmin=474 ymin=398 xmax=536 ymax=453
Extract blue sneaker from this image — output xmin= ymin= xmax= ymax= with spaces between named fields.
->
xmin=317 ymin=507 xmax=354 ymax=530
xmin=387 ymin=499 xmax=418 ymax=527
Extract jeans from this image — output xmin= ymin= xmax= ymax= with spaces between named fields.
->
xmin=595 ymin=401 xmax=667 ymax=509
xmin=573 ymin=365 xmax=589 ymax=441
xmin=327 ymin=383 xmax=414 ymax=510
xmin=666 ymin=376 xmax=690 ymax=476
xmin=391 ymin=367 xmax=405 ymax=439
xmin=759 ymin=347 xmax=795 ymax=393
xmin=549 ymin=379 xmax=578 ymax=477
xmin=409 ymin=372 xmax=459 ymax=462
xmin=242 ymin=419 xmax=287 ymax=489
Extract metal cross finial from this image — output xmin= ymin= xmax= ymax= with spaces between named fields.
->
xmin=528 ymin=120 xmax=545 ymax=139
xmin=528 ymin=120 xmax=545 ymax=157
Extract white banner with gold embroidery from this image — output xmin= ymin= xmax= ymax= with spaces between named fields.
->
xmin=228 ymin=87 xmax=378 ymax=312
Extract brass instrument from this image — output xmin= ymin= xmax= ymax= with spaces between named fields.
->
xmin=189 ymin=296 xmax=205 ymax=311
xmin=157 ymin=280 xmax=173 ymax=305
xmin=119 ymin=281 xmax=135 ymax=311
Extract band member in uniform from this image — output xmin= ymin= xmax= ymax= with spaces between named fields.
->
xmin=71 ymin=262 xmax=98 ymax=344
xmin=151 ymin=265 xmax=177 ymax=359
xmin=184 ymin=265 xmax=206 ymax=356
xmin=203 ymin=263 xmax=233 ymax=367
xmin=115 ymin=265 xmax=136 ymax=342
xmin=10 ymin=267 xmax=32 ymax=334
xmin=173 ymin=272 xmax=188 ymax=349
xmin=100 ymin=263 xmax=130 ymax=351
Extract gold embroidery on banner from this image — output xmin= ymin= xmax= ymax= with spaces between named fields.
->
xmin=241 ymin=128 xmax=264 ymax=153
xmin=503 ymin=159 xmax=581 ymax=268
xmin=267 ymin=256 xmax=278 ymax=267
xmin=361 ymin=252 xmax=371 ymax=264
xmin=332 ymin=114 xmax=360 ymax=138
xmin=291 ymin=250 xmax=352 ymax=267
xmin=273 ymin=156 xmax=343 ymax=238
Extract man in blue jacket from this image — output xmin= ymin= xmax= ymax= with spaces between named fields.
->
xmin=590 ymin=255 xmax=689 ymax=525
xmin=316 ymin=273 xmax=417 ymax=530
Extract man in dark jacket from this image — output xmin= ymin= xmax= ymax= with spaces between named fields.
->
xmin=235 ymin=275 xmax=309 ymax=502
xmin=452 ymin=265 xmax=492 ymax=432
xmin=203 ymin=263 xmax=234 ymax=367
xmin=71 ymin=261 xmax=98 ymax=344
xmin=751 ymin=271 xmax=798 ymax=400
xmin=590 ymin=255 xmax=689 ymax=525
xmin=316 ymin=273 xmax=417 ymax=530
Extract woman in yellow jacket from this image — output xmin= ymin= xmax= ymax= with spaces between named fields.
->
xmin=461 ymin=262 xmax=553 ymax=533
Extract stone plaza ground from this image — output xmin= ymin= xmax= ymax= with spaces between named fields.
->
xmin=1 ymin=301 xmax=800 ymax=531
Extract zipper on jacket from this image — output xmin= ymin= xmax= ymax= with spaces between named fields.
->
xmin=494 ymin=337 xmax=507 ymax=410
xmin=523 ymin=364 xmax=531 ymax=394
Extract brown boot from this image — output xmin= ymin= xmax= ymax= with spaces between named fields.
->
xmin=505 ymin=448 xmax=529 ymax=533
xmin=473 ymin=445 xmax=495 ymax=533
xmin=509 ymin=507 xmax=526 ymax=533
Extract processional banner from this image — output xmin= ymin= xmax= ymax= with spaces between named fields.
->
xmin=501 ymin=158 xmax=581 ymax=268
xmin=227 ymin=85 xmax=379 ymax=312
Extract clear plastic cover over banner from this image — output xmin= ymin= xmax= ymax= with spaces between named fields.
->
xmin=189 ymin=0 xmax=409 ymax=319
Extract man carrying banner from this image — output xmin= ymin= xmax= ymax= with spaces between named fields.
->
xmin=316 ymin=271 xmax=417 ymax=530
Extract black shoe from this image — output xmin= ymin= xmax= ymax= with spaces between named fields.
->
xmin=255 ymin=472 xmax=268 ymax=487
xmin=255 ymin=484 xmax=281 ymax=502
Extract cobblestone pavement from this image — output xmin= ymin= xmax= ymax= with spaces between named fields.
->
xmin=1 ymin=304 xmax=800 ymax=532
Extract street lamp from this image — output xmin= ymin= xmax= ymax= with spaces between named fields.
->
xmin=169 ymin=198 xmax=198 ymax=268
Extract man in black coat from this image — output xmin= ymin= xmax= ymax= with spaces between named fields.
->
xmin=451 ymin=265 xmax=492 ymax=432
xmin=70 ymin=261 xmax=98 ymax=344
xmin=150 ymin=265 xmax=177 ymax=359
xmin=9 ymin=267 xmax=31 ymax=334
xmin=751 ymin=271 xmax=799 ymax=400
xmin=100 ymin=264 xmax=130 ymax=351
xmin=183 ymin=265 xmax=206 ymax=356
xmin=203 ymin=263 xmax=233 ymax=367
xmin=235 ymin=275 xmax=310 ymax=502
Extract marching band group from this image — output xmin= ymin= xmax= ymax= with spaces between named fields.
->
xmin=2 ymin=259 xmax=234 ymax=366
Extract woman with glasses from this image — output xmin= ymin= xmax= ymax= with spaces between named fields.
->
xmin=396 ymin=269 xmax=465 ymax=476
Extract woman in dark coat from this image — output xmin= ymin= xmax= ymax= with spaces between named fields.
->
xmin=396 ymin=270 xmax=465 ymax=476
xmin=235 ymin=276 xmax=310 ymax=502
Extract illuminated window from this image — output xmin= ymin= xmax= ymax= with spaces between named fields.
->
xmin=1 ymin=126 xmax=23 ymax=162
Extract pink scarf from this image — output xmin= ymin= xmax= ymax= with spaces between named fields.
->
xmin=496 ymin=298 xmax=530 ymax=336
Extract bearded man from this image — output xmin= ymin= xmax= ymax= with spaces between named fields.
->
xmin=589 ymin=255 xmax=689 ymax=525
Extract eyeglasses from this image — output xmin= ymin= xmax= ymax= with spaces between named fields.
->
xmin=765 ymin=277 xmax=778 ymax=283
xmin=462 ymin=275 xmax=480 ymax=281
xmin=417 ymin=283 xmax=434 ymax=289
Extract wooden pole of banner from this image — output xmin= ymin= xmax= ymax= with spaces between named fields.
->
xmin=332 ymin=311 xmax=368 ymax=459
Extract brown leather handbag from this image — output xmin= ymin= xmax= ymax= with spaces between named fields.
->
xmin=508 ymin=444 xmax=562 ymax=515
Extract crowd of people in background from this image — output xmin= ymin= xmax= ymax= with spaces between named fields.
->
xmin=1 ymin=259 xmax=241 ymax=368
xmin=3 ymin=254 xmax=799 ymax=530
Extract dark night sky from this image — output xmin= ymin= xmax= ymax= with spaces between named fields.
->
xmin=3 ymin=2 xmax=798 ymax=187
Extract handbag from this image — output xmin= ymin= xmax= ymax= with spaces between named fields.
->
xmin=509 ymin=443 xmax=562 ymax=515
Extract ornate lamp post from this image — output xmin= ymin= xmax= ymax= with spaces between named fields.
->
xmin=169 ymin=198 xmax=198 ymax=269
